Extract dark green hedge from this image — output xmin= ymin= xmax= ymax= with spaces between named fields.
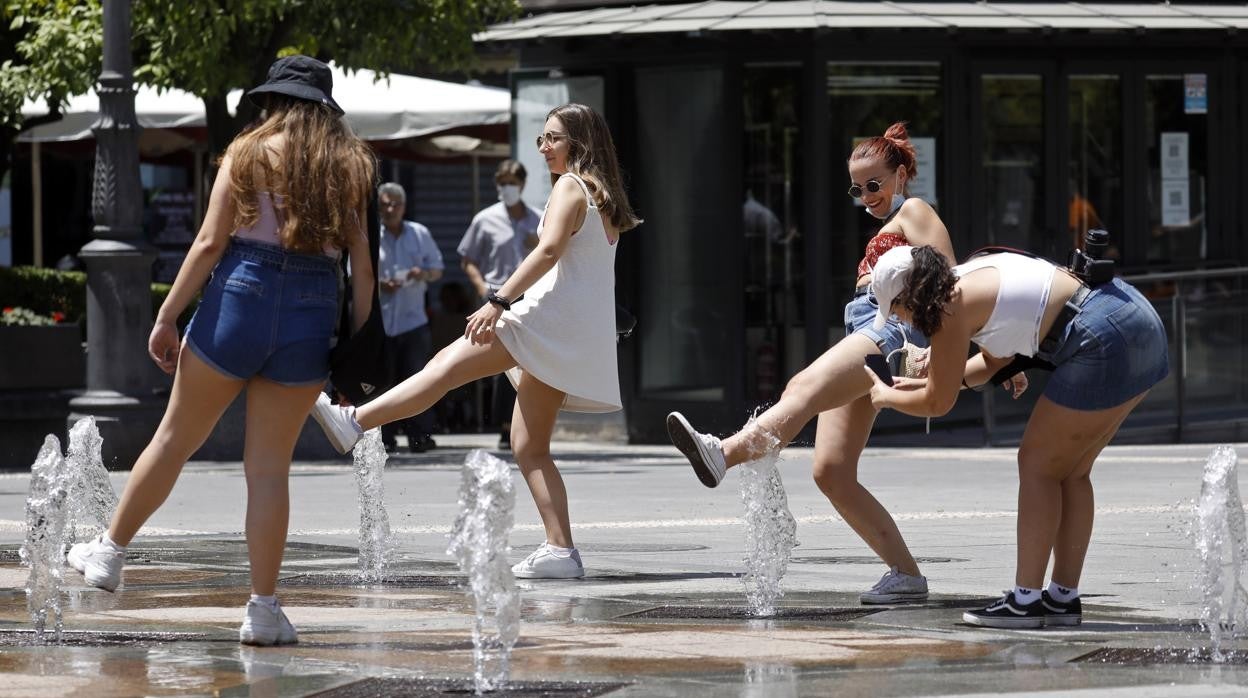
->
xmin=0 ymin=266 xmax=195 ymax=327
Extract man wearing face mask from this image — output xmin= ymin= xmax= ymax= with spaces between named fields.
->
xmin=457 ymin=160 xmax=541 ymax=449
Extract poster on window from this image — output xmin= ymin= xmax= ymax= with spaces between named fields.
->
xmin=1161 ymin=179 xmax=1190 ymax=228
xmin=1159 ymin=132 xmax=1189 ymax=181
xmin=514 ymin=76 xmax=605 ymax=211
xmin=1184 ymin=73 xmax=1208 ymax=115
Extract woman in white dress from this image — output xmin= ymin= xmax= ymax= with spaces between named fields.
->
xmin=312 ymin=103 xmax=641 ymax=579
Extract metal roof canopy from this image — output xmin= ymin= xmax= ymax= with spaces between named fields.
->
xmin=476 ymin=1 xmax=1248 ymax=41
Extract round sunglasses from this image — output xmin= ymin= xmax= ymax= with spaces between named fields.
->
xmin=847 ymin=173 xmax=893 ymax=199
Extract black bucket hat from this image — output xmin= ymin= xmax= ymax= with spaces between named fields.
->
xmin=247 ymin=55 xmax=343 ymax=115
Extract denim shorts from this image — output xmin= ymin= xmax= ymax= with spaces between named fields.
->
xmin=844 ymin=286 xmax=929 ymax=358
xmin=185 ymin=238 xmax=339 ymax=386
xmin=1037 ymin=277 xmax=1170 ymax=411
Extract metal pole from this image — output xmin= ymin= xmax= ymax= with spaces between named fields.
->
xmin=1173 ymin=289 xmax=1186 ymax=442
xmin=31 ymin=142 xmax=42 ymax=267
xmin=68 ymin=0 xmax=162 ymax=467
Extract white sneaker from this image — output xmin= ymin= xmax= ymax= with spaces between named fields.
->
xmin=666 ymin=412 xmax=727 ymax=488
xmin=310 ymin=392 xmax=362 ymax=454
xmin=66 ymin=534 xmax=125 ymax=592
xmin=859 ymin=566 xmax=929 ymax=604
xmin=511 ymin=543 xmax=585 ymax=579
xmin=239 ymin=600 xmax=298 ymax=646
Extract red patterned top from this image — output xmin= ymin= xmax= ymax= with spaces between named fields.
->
xmin=856 ymin=232 xmax=908 ymax=279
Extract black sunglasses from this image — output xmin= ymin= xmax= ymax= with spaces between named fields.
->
xmin=847 ymin=173 xmax=893 ymax=199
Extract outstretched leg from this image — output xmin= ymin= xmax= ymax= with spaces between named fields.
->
xmin=356 ymin=337 xmax=516 ymax=431
xmin=109 ymin=346 xmax=245 ymax=545
xmin=723 ymin=333 xmax=880 ymax=466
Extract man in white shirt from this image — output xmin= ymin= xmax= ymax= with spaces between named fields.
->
xmin=378 ymin=182 xmax=444 ymax=453
xmin=457 ymin=160 xmax=540 ymax=449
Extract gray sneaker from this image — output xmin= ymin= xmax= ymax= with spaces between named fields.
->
xmin=666 ymin=412 xmax=727 ymax=488
xmin=859 ymin=567 xmax=928 ymax=604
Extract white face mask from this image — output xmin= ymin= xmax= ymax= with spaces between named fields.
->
xmin=867 ymin=193 xmax=906 ymax=221
xmin=498 ymin=184 xmax=522 ymax=207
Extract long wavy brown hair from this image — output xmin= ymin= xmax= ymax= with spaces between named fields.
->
xmin=225 ymin=95 xmax=376 ymax=253
xmin=547 ymin=103 xmax=642 ymax=233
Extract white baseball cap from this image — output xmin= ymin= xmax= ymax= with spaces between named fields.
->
xmin=869 ymin=245 xmax=917 ymax=330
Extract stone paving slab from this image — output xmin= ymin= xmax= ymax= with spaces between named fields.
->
xmin=1 ymin=440 xmax=1247 ymax=695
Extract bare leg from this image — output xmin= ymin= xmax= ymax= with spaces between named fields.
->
xmin=1049 ymin=395 xmax=1143 ymax=588
xmin=241 ymin=377 xmax=324 ymax=596
xmin=812 ymin=396 xmax=921 ymax=576
xmin=1015 ymin=393 xmax=1146 ymax=589
xmin=721 ymin=333 xmax=879 ymax=467
xmin=356 ymin=337 xmax=515 ymax=430
xmin=108 ymin=346 xmax=245 ymax=545
xmin=510 ymin=372 xmax=571 ymax=547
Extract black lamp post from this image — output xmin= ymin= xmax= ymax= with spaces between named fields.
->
xmin=68 ymin=0 xmax=164 ymax=466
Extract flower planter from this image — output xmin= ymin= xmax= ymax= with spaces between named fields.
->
xmin=0 ymin=325 xmax=86 ymax=389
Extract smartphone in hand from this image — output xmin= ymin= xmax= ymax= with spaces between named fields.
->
xmin=864 ymin=353 xmax=894 ymax=387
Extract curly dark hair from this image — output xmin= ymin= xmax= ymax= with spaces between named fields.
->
xmin=896 ymin=245 xmax=958 ymax=337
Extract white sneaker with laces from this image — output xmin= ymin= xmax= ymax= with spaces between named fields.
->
xmin=859 ymin=566 xmax=929 ymax=604
xmin=66 ymin=534 xmax=125 ymax=592
xmin=239 ymin=600 xmax=298 ymax=646
xmin=666 ymin=412 xmax=727 ymax=488
xmin=511 ymin=543 xmax=585 ymax=579
xmin=310 ymin=392 xmax=362 ymax=454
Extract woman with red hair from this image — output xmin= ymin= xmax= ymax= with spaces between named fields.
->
xmin=668 ymin=122 xmax=957 ymax=604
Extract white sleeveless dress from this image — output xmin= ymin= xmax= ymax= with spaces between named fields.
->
xmin=494 ymin=173 xmax=622 ymax=413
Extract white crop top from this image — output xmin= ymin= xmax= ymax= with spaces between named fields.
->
xmin=953 ymin=252 xmax=1056 ymax=358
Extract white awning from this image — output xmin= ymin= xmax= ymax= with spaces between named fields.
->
xmin=475 ymin=1 xmax=1248 ymax=41
xmin=18 ymin=65 xmax=510 ymax=144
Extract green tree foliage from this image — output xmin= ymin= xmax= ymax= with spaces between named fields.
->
xmin=1 ymin=0 xmax=518 ymax=181
xmin=130 ymin=0 xmax=519 ymax=156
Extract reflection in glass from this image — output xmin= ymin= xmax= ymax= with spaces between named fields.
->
xmin=1068 ymin=76 xmax=1121 ymax=259
xmin=744 ymin=65 xmax=803 ymax=403
xmin=635 ymin=66 xmax=728 ymax=400
xmin=1145 ymin=75 xmax=1208 ymax=266
xmin=981 ymin=75 xmax=1044 ymax=252
xmin=827 ymin=63 xmax=942 ymax=312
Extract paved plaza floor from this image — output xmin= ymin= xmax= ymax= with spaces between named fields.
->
xmin=1 ymin=435 xmax=1247 ymax=696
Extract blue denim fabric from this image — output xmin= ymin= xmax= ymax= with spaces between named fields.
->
xmin=844 ymin=286 xmax=929 ymax=358
xmin=1038 ymin=277 xmax=1170 ymax=410
xmin=184 ymin=238 xmax=339 ymax=385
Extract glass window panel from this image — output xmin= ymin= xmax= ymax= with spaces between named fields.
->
xmin=1144 ymin=75 xmax=1208 ymax=266
xmin=826 ymin=62 xmax=942 ymax=319
xmin=981 ymin=75 xmax=1045 ymax=252
xmin=635 ymin=66 xmax=729 ymax=400
xmin=1068 ymin=75 xmax=1122 ymax=260
xmin=744 ymin=65 xmax=803 ymax=403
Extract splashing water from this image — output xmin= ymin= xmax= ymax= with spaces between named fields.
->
xmin=736 ymin=420 xmax=797 ymax=617
xmin=447 ymin=449 xmax=520 ymax=694
xmin=1195 ymin=445 xmax=1248 ymax=657
xmin=64 ymin=417 xmax=117 ymax=543
xmin=354 ymin=429 xmax=395 ymax=583
xmin=20 ymin=435 xmax=72 ymax=643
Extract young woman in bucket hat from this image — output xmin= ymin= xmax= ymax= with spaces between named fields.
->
xmin=67 ymin=56 xmax=376 ymax=646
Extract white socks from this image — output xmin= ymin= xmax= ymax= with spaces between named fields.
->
xmin=1013 ymin=585 xmax=1041 ymax=603
xmin=100 ymin=533 xmax=126 ymax=552
xmin=1047 ymin=581 xmax=1079 ymax=603
xmin=249 ymin=594 xmax=279 ymax=610
xmin=546 ymin=543 xmax=576 ymax=557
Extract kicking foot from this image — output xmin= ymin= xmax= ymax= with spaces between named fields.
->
xmin=666 ymin=412 xmax=727 ymax=488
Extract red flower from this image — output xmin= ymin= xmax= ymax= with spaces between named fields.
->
xmin=2 ymin=308 xmax=12 ymax=314
xmin=51 ymin=311 xmax=66 ymax=323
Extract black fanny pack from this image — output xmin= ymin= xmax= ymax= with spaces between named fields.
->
xmin=329 ymin=187 xmax=390 ymax=404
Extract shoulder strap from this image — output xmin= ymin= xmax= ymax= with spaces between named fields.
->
xmin=559 ymin=172 xmax=594 ymax=206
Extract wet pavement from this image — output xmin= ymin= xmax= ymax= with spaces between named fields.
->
xmin=2 ymin=436 xmax=1248 ymax=696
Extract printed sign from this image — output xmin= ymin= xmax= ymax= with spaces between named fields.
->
xmin=1184 ymin=73 xmax=1208 ymax=115
xmin=1159 ymin=132 xmax=1189 ymax=181
xmin=1161 ymin=179 xmax=1190 ymax=228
